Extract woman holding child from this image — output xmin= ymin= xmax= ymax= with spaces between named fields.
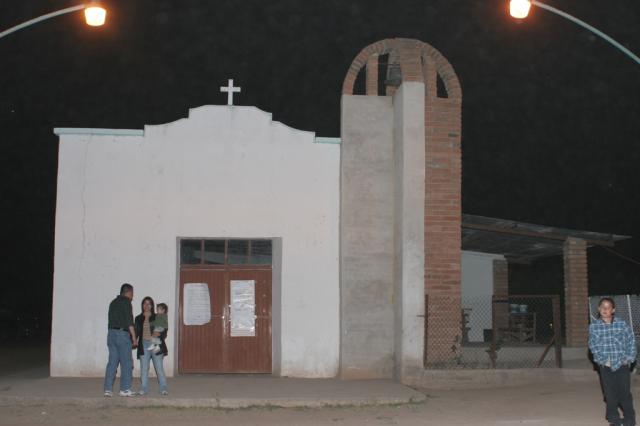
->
xmin=134 ymin=296 xmax=169 ymax=396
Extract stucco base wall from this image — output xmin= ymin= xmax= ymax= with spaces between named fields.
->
xmin=339 ymin=95 xmax=395 ymax=379
xmin=339 ymin=83 xmax=428 ymax=381
xmin=392 ymin=82 xmax=426 ymax=381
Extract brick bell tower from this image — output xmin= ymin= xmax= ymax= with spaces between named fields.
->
xmin=339 ymin=38 xmax=462 ymax=381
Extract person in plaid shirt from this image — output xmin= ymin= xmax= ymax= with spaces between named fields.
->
xmin=589 ymin=297 xmax=637 ymax=426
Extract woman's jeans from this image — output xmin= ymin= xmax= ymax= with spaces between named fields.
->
xmin=104 ymin=329 xmax=133 ymax=392
xmin=139 ymin=340 xmax=168 ymax=394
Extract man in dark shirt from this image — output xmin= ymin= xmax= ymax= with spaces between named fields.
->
xmin=103 ymin=283 xmax=138 ymax=397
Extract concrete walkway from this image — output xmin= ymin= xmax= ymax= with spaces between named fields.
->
xmin=0 ymin=373 xmax=426 ymax=409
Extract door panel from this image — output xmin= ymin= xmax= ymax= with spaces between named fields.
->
xmin=179 ymin=267 xmax=272 ymax=373
xmin=226 ymin=270 xmax=272 ymax=373
xmin=178 ymin=269 xmax=226 ymax=373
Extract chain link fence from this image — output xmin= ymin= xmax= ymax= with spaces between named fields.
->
xmin=589 ymin=294 xmax=640 ymax=337
xmin=425 ymin=294 xmax=563 ymax=369
xmin=423 ymin=294 xmax=640 ymax=369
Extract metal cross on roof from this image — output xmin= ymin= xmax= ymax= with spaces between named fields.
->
xmin=220 ymin=79 xmax=241 ymax=106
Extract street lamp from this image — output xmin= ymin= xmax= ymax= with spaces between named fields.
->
xmin=84 ymin=5 xmax=107 ymax=27
xmin=509 ymin=0 xmax=640 ymax=66
xmin=0 ymin=3 xmax=106 ymax=40
xmin=510 ymin=0 xmax=532 ymax=19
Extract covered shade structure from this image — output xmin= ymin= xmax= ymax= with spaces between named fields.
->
xmin=461 ymin=214 xmax=630 ymax=347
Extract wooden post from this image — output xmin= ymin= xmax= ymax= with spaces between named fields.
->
xmin=489 ymin=295 xmax=499 ymax=368
xmin=552 ymin=295 xmax=563 ymax=368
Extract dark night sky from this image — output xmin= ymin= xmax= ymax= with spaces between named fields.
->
xmin=1 ymin=0 xmax=639 ymax=316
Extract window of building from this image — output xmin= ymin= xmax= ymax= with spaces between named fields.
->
xmin=179 ymin=238 xmax=272 ymax=266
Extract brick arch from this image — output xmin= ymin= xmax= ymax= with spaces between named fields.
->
xmin=420 ymin=44 xmax=462 ymax=100
xmin=341 ymin=38 xmax=462 ymax=100
xmin=341 ymin=39 xmax=393 ymax=95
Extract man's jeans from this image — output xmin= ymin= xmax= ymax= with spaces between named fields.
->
xmin=139 ymin=339 xmax=168 ymax=394
xmin=600 ymin=365 xmax=636 ymax=426
xmin=103 ymin=329 xmax=133 ymax=392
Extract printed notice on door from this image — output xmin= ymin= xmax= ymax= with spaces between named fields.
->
xmin=230 ymin=280 xmax=256 ymax=337
xmin=183 ymin=283 xmax=211 ymax=326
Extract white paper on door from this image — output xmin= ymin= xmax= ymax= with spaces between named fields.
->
xmin=230 ymin=280 xmax=256 ymax=337
xmin=183 ymin=283 xmax=211 ymax=326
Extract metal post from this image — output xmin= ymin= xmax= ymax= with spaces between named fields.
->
xmin=0 ymin=5 xmax=86 ymax=40
xmin=627 ymin=295 xmax=634 ymax=336
xmin=531 ymin=1 xmax=640 ymax=66
xmin=423 ymin=294 xmax=429 ymax=368
xmin=588 ymin=296 xmax=598 ymax=322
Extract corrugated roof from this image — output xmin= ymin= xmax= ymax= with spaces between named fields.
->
xmin=462 ymin=214 xmax=630 ymax=263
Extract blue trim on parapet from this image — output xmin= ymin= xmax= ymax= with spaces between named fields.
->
xmin=53 ymin=127 xmax=338 ymax=145
xmin=53 ymin=128 xmax=144 ymax=136
xmin=314 ymin=137 xmax=341 ymax=145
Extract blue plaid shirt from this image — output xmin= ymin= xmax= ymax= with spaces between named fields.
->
xmin=588 ymin=316 xmax=636 ymax=371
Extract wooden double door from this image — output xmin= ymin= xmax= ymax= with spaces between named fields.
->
xmin=178 ymin=267 xmax=272 ymax=373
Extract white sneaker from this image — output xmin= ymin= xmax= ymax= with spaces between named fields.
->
xmin=161 ymin=390 xmax=169 ymax=396
xmin=104 ymin=390 xmax=113 ymax=397
xmin=118 ymin=389 xmax=135 ymax=397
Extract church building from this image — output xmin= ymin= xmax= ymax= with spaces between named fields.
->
xmin=50 ymin=39 xmax=624 ymax=381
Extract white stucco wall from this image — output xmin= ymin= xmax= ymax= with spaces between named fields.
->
xmin=461 ymin=251 xmax=505 ymax=342
xmin=51 ymin=105 xmax=340 ymax=378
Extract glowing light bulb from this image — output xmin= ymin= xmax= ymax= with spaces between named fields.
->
xmin=510 ymin=0 xmax=532 ymax=19
xmin=84 ymin=6 xmax=106 ymax=26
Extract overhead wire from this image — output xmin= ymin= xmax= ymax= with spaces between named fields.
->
xmin=603 ymin=247 xmax=640 ymax=267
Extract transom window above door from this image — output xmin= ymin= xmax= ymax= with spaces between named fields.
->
xmin=180 ymin=239 xmax=272 ymax=266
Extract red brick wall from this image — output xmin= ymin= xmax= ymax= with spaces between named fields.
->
xmin=421 ymin=44 xmax=462 ymax=365
xmin=493 ymin=260 xmax=509 ymax=296
xmin=365 ymin=54 xmax=378 ymax=96
xmin=423 ymin=97 xmax=462 ymax=364
xmin=564 ymin=237 xmax=589 ymax=346
xmin=493 ymin=259 xmax=509 ymax=330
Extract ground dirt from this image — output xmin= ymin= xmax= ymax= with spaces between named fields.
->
xmin=1 ymin=380 xmax=638 ymax=426
xmin=1 ymin=341 xmax=637 ymax=425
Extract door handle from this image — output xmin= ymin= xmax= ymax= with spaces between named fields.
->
xmin=221 ymin=305 xmax=228 ymax=321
